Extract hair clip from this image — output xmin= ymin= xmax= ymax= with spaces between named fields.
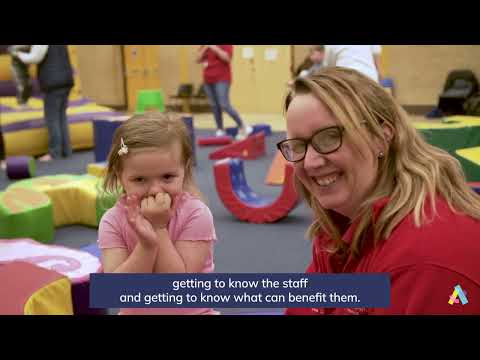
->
xmin=118 ymin=137 xmax=129 ymax=156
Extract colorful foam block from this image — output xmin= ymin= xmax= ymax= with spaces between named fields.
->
xmin=0 ymin=96 xmax=122 ymax=157
xmin=209 ymin=132 xmax=265 ymax=160
xmin=93 ymin=116 xmax=129 ymax=163
xmin=0 ymin=261 xmax=73 ymax=315
xmin=251 ymin=124 xmax=272 ymax=136
xmin=8 ymin=174 xmax=117 ymax=227
xmin=182 ymin=115 xmax=196 ymax=165
xmin=0 ymin=238 xmax=104 ymax=315
xmin=0 ymin=174 xmax=117 ymax=243
xmin=87 ymin=162 xmax=107 ymax=177
xmin=197 ymin=135 xmax=233 ymax=146
xmin=0 ymin=188 xmax=54 ymax=243
xmin=135 ymin=89 xmax=165 ymax=114
xmin=6 ymin=156 xmax=36 ymax=179
xmin=213 ymin=158 xmax=298 ymax=223
xmin=265 ymin=150 xmax=289 ymax=186
xmin=468 ymin=182 xmax=480 ymax=194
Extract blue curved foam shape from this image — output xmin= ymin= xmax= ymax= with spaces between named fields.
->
xmin=229 ymin=159 xmax=274 ymax=207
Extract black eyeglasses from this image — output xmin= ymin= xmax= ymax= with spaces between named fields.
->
xmin=276 ymin=126 xmax=345 ymax=162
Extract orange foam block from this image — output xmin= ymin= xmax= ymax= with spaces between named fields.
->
xmin=265 ymin=150 xmax=288 ymax=186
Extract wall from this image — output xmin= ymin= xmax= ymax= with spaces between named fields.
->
xmin=140 ymin=45 xmax=291 ymax=114
xmin=76 ymin=45 xmax=125 ymax=107
xmin=230 ymin=45 xmax=291 ymax=114
xmin=157 ymin=45 xmax=203 ymax=104
xmin=384 ymin=45 xmax=480 ymax=106
xmin=70 ymin=45 xmax=480 ymax=112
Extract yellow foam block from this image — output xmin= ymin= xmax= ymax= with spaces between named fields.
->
xmin=1 ymin=103 xmax=115 ymax=125
xmin=0 ymin=261 xmax=73 ymax=315
xmin=4 ymin=121 xmax=93 ymax=157
xmin=0 ymin=96 xmax=44 ymax=110
xmin=24 ymin=277 xmax=74 ymax=315
xmin=87 ymin=162 xmax=107 ymax=177
xmin=8 ymin=175 xmax=100 ymax=227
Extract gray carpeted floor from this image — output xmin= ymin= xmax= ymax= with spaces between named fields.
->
xmin=1 ymin=129 xmax=314 ymax=315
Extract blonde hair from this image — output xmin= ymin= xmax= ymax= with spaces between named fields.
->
xmin=285 ymin=67 xmax=480 ymax=258
xmin=103 ymin=111 xmax=202 ymax=200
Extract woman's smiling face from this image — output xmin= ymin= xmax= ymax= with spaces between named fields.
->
xmin=286 ymin=93 xmax=379 ymax=218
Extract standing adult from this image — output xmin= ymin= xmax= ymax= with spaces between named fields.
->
xmin=15 ymin=45 xmax=74 ymax=161
xmin=323 ymin=45 xmax=379 ymax=83
xmin=370 ymin=45 xmax=383 ymax=81
xmin=197 ymin=45 xmax=252 ymax=140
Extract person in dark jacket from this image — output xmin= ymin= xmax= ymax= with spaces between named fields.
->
xmin=14 ymin=45 xmax=74 ymax=162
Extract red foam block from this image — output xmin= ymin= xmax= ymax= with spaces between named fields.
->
xmin=197 ymin=135 xmax=233 ymax=146
xmin=209 ymin=132 xmax=265 ymax=160
xmin=0 ymin=261 xmax=71 ymax=314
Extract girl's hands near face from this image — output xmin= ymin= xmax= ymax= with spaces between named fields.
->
xmin=140 ymin=192 xmax=173 ymax=231
xmin=125 ymin=194 xmax=159 ymax=249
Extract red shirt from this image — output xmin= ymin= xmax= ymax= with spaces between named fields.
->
xmin=201 ymin=45 xmax=233 ymax=84
xmin=286 ymin=197 xmax=480 ymax=315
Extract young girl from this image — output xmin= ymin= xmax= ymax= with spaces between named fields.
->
xmin=98 ymin=112 xmax=218 ymax=315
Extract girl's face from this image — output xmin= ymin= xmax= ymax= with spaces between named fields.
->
xmin=286 ymin=94 xmax=379 ymax=219
xmin=118 ymin=141 xmax=186 ymax=201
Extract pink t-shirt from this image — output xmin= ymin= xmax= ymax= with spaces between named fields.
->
xmin=98 ymin=192 xmax=218 ymax=315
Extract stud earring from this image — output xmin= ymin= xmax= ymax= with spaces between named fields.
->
xmin=378 ymin=151 xmax=385 ymax=159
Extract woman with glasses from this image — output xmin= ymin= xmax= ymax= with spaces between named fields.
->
xmin=278 ymin=67 xmax=480 ymax=315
